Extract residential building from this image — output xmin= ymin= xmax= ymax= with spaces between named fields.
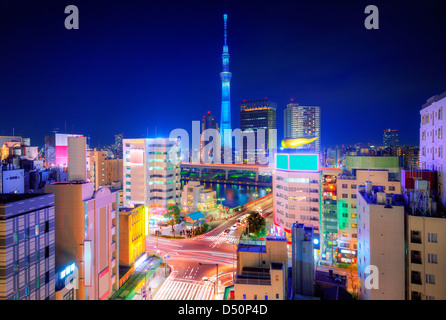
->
xmin=284 ymin=103 xmax=321 ymax=154
xmin=0 ymin=193 xmax=56 ymax=300
xmin=406 ymin=209 xmax=446 ymax=300
xmin=87 ymin=150 xmax=123 ymax=191
xmin=336 ymin=168 xmax=401 ymax=263
xmin=234 ymin=236 xmax=288 ymax=300
xmin=356 ymin=182 xmax=405 ymax=300
xmin=420 ymin=91 xmax=446 ymax=206
xmin=45 ymin=182 xmax=119 ymax=300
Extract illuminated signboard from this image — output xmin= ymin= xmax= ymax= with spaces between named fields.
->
xmin=276 ymin=154 xmax=289 ymax=170
xmin=275 ymin=154 xmax=319 ymax=172
xmin=84 ymin=240 xmax=92 ymax=287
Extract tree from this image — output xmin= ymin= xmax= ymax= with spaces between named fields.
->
xmin=164 ymin=204 xmax=182 ymax=233
xmin=245 ymin=211 xmax=266 ymax=238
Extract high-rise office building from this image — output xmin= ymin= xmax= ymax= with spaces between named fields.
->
xmin=383 ymin=129 xmax=399 ymax=148
xmin=45 ymin=182 xmax=119 ymax=300
xmin=420 ymin=91 xmax=446 ymax=206
xmin=122 ymin=138 xmax=181 ymax=227
xmin=0 ymin=193 xmax=56 ymax=300
xmin=240 ymin=98 xmax=277 ymax=164
xmin=202 ymin=111 xmax=218 ymax=132
xmin=356 ymin=182 xmax=405 ymax=300
xmin=201 ymin=111 xmax=219 ymax=161
xmin=273 ymin=153 xmax=320 ymax=249
xmin=220 ymin=14 xmax=232 ymax=148
xmin=284 ymin=103 xmax=321 ymax=154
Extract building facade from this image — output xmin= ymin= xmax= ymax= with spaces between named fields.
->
xmin=68 ymin=136 xmax=87 ymax=182
xmin=181 ymin=181 xmax=216 ymax=214
xmin=383 ymin=129 xmax=399 ymax=148
xmin=0 ymin=194 xmax=56 ymax=300
xmin=87 ymin=150 xmax=123 ymax=191
xmin=336 ymin=168 xmax=401 ymax=263
xmin=284 ymin=103 xmax=321 ymax=154
xmin=420 ymin=91 xmax=446 ymax=206
xmin=45 ymin=182 xmax=119 ymax=300
xmin=356 ymin=183 xmax=405 ymax=300
xmin=122 ymin=138 xmax=181 ymax=209
xmin=406 ymin=213 xmax=446 ymax=300
xmin=118 ymin=205 xmax=146 ymax=267
xmin=273 ymin=153 xmax=320 ymax=248
xmin=240 ymin=98 xmax=277 ymax=164
xmin=234 ymin=237 xmax=288 ymax=300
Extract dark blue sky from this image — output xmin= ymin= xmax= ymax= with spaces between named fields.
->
xmin=1 ymin=0 xmax=446 ymax=149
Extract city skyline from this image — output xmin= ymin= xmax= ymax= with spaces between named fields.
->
xmin=2 ymin=1 xmax=446 ymax=148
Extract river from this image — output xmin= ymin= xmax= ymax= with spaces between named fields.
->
xmin=181 ymin=181 xmax=269 ymax=209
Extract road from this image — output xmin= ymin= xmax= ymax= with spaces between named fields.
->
xmin=147 ymin=195 xmax=273 ymax=300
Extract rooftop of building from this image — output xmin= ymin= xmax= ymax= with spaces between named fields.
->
xmin=0 ymin=193 xmax=52 ymax=205
xmin=358 ymin=184 xmax=405 ymax=207
xmin=237 ymin=242 xmax=267 ymax=253
xmin=421 ymin=91 xmax=446 ymax=110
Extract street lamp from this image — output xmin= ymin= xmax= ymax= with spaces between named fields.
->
xmin=198 ymin=262 xmax=219 ymax=299
xmin=156 ymin=250 xmax=178 ymax=277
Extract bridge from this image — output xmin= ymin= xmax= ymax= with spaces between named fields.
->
xmin=180 ymin=162 xmax=273 ymax=183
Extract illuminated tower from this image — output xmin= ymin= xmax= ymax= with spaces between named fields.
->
xmin=220 ymin=13 xmax=232 ymax=148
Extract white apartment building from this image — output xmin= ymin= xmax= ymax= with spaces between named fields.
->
xmin=420 ymin=91 xmax=446 ymax=205
xmin=356 ymin=182 xmax=405 ymax=300
xmin=122 ymin=138 xmax=181 ymax=209
xmin=407 ymin=213 xmax=446 ymax=300
xmin=336 ymin=169 xmax=401 ymax=263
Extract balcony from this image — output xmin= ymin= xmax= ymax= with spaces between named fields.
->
xmin=410 ymin=251 xmax=422 ymax=265
xmin=411 ymin=271 xmax=422 ymax=285
xmin=411 ymin=231 xmax=422 ymax=244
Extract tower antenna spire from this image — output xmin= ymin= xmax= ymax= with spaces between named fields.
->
xmin=220 ymin=13 xmax=232 ymax=150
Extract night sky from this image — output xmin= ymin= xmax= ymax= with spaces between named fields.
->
xmin=1 ymin=0 xmax=446 ymax=149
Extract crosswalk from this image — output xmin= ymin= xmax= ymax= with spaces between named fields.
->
xmin=153 ymin=278 xmax=215 ymax=300
xmin=194 ymin=234 xmax=238 ymax=245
